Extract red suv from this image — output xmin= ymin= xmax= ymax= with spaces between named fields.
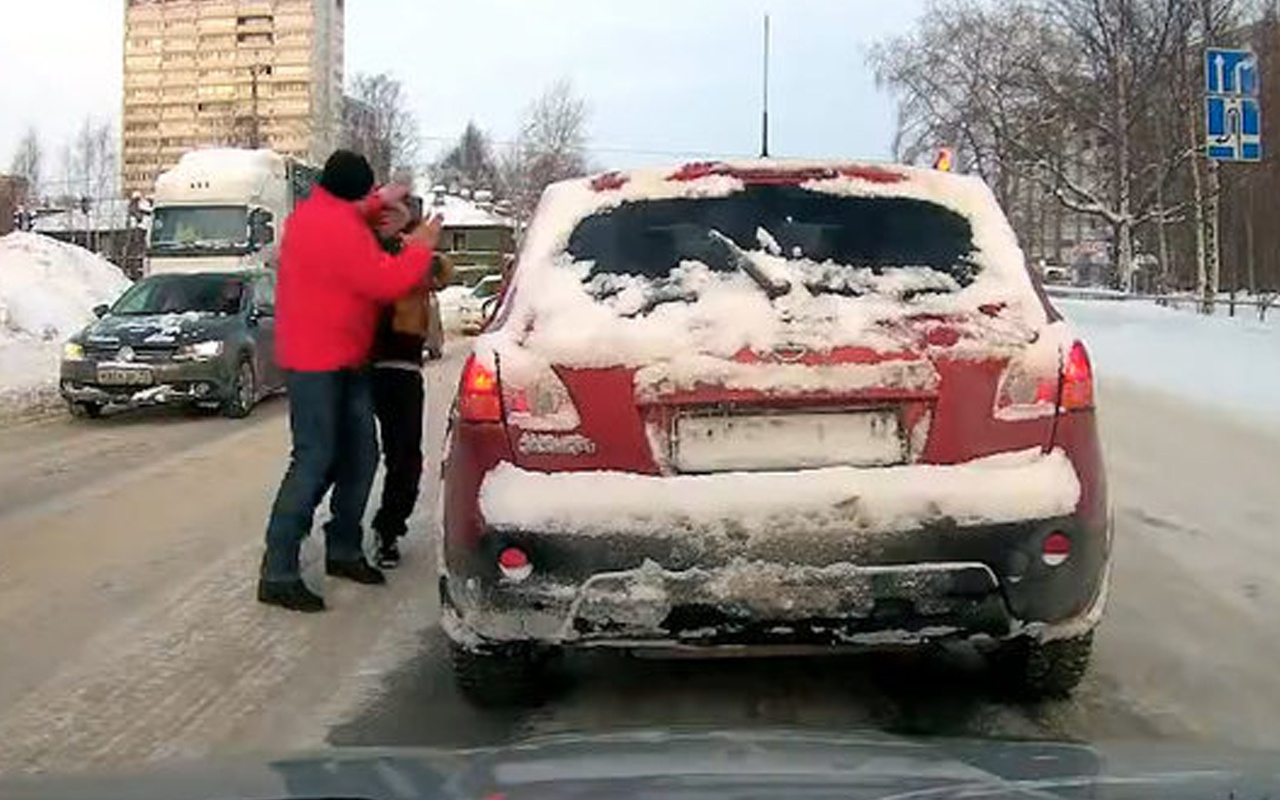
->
xmin=439 ymin=161 xmax=1109 ymax=705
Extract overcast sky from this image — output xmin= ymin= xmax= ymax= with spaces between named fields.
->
xmin=0 ymin=0 xmax=924 ymax=178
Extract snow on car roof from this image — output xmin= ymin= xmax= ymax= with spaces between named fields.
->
xmin=477 ymin=160 xmax=1048 ymax=372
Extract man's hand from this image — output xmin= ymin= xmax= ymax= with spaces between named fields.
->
xmin=376 ymin=201 xmax=412 ymax=238
xmin=406 ymin=213 xmax=444 ymax=251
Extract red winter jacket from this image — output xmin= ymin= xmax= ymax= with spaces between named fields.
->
xmin=276 ymin=187 xmax=431 ymax=371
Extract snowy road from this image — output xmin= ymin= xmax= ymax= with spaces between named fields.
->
xmin=1 ymin=340 xmax=1279 ymax=774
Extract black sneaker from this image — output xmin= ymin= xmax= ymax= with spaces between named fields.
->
xmin=377 ymin=540 xmax=402 ymax=569
xmin=326 ymin=558 xmax=387 ymax=585
xmin=257 ymin=578 xmax=326 ymax=612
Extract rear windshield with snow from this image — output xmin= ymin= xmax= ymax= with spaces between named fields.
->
xmin=564 ymin=185 xmax=977 ymax=310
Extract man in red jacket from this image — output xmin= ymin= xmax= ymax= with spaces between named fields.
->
xmin=259 ymin=150 xmax=442 ymax=612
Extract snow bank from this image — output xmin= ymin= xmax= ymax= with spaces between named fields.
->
xmin=1056 ymin=298 xmax=1280 ymax=428
xmin=478 ymin=161 xmax=1047 ymax=385
xmin=0 ymin=232 xmax=132 ymax=416
xmin=479 ymin=448 xmax=1080 ymax=540
xmin=0 ymin=233 xmax=132 ymax=340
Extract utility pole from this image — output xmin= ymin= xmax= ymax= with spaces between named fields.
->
xmin=248 ymin=64 xmax=270 ymax=149
xmin=761 ymin=14 xmax=771 ymax=158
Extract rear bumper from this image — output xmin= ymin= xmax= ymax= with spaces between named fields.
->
xmin=59 ymin=359 xmax=234 ymax=406
xmin=442 ymin=449 xmax=1110 ymax=651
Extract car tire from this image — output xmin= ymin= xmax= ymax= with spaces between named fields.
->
xmin=991 ymin=631 xmax=1094 ymax=699
xmin=450 ymin=640 xmax=552 ymax=708
xmin=69 ymin=401 xmax=103 ymax=419
xmin=222 ymin=357 xmax=256 ymax=419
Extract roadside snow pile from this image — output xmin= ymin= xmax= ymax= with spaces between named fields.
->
xmin=1057 ymin=297 xmax=1280 ymax=427
xmin=0 ymin=232 xmax=132 ymax=416
xmin=0 ymin=232 xmax=131 ymax=339
xmin=480 ymin=447 xmax=1080 ymax=540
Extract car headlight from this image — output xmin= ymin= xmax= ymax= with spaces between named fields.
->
xmin=63 ymin=342 xmax=84 ymax=361
xmin=177 ymin=340 xmax=225 ymax=360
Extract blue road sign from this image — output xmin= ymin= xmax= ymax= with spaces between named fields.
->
xmin=1207 ymin=96 xmax=1263 ymax=162
xmin=1206 ymin=48 xmax=1258 ymax=97
xmin=1206 ymin=48 xmax=1262 ymax=162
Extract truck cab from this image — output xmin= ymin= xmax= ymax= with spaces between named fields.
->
xmin=146 ymin=149 xmax=317 ymax=276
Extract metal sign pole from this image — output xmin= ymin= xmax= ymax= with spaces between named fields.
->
xmin=1203 ymin=44 xmax=1261 ymax=311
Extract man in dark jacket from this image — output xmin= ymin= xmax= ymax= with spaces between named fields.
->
xmin=259 ymin=150 xmax=442 ymax=613
xmin=371 ymin=254 xmax=453 ymax=566
xmin=361 ymin=188 xmax=451 ymax=567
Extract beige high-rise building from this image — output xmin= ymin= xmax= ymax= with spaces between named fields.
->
xmin=122 ymin=0 xmax=344 ymax=196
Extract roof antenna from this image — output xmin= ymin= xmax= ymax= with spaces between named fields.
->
xmin=760 ymin=13 xmax=771 ymax=159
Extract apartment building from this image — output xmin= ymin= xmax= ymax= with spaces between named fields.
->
xmin=122 ymin=0 xmax=344 ymax=196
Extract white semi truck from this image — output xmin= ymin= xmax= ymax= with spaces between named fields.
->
xmin=145 ymin=149 xmax=319 ymax=276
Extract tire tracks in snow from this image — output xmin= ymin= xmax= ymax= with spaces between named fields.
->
xmin=0 ymin=349 xmax=464 ymax=775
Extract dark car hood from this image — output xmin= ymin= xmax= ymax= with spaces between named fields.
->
xmin=79 ymin=313 xmax=240 ymax=348
xmin=0 ymin=730 xmax=1277 ymax=800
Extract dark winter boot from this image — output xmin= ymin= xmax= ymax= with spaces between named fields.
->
xmin=257 ymin=578 xmax=326 ymax=612
xmin=377 ymin=539 xmax=402 ymax=569
xmin=326 ymin=558 xmax=387 ymax=585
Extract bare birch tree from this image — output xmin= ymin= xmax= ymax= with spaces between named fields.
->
xmin=343 ymin=72 xmax=420 ymax=183
xmin=500 ymin=80 xmax=591 ymax=220
xmin=9 ymin=125 xmax=43 ymax=201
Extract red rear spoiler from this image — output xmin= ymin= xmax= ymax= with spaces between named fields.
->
xmin=666 ymin=162 xmax=906 ymax=185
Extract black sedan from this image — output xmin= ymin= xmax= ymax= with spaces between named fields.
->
xmin=60 ymin=270 xmax=284 ymax=419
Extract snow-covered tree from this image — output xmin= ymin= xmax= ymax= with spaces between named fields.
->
xmin=873 ymin=0 xmax=1193 ymax=290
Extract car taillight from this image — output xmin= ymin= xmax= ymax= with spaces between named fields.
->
xmin=459 ymin=355 xmax=501 ymax=422
xmin=499 ymin=350 xmax=580 ymax=431
xmin=1060 ymin=341 xmax=1094 ymax=411
xmin=995 ymin=354 xmax=1059 ymax=421
xmin=996 ymin=339 xmax=1096 ymax=420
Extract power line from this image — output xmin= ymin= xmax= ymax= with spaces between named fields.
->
xmin=414 ymin=133 xmax=755 ymax=162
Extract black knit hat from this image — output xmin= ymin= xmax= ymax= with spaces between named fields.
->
xmin=319 ymin=150 xmax=375 ymax=201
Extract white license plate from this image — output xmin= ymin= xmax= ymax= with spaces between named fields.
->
xmin=97 ymin=367 xmax=154 ymax=386
xmin=674 ymin=411 xmax=903 ymax=472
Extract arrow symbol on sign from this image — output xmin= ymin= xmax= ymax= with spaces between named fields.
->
xmin=1234 ymin=59 xmax=1251 ymax=94
xmin=1215 ymin=54 xmax=1226 ymax=92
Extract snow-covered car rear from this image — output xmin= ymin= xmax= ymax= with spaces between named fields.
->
xmin=439 ymin=161 xmax=1110 ymax=705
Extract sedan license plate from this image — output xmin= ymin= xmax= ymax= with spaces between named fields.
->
xmin=97 ymin=367 xmax=154 ymax=386
xmin=674 ymin=411 xmax=903 ymax=472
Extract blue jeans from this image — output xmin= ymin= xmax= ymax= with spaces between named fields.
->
xmin=262 ymin=369 xmax=378 ymax=582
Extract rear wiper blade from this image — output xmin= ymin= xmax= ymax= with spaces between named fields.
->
xmin=707 ymin=229 xmax=791 ymax=300
xmin=900 ymin=286 xmax=953 ymax=302
xmin=627 ymin=287 xmax=698 ymax=317
xmin=804 ymin=282 xmax=866 ymax=298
